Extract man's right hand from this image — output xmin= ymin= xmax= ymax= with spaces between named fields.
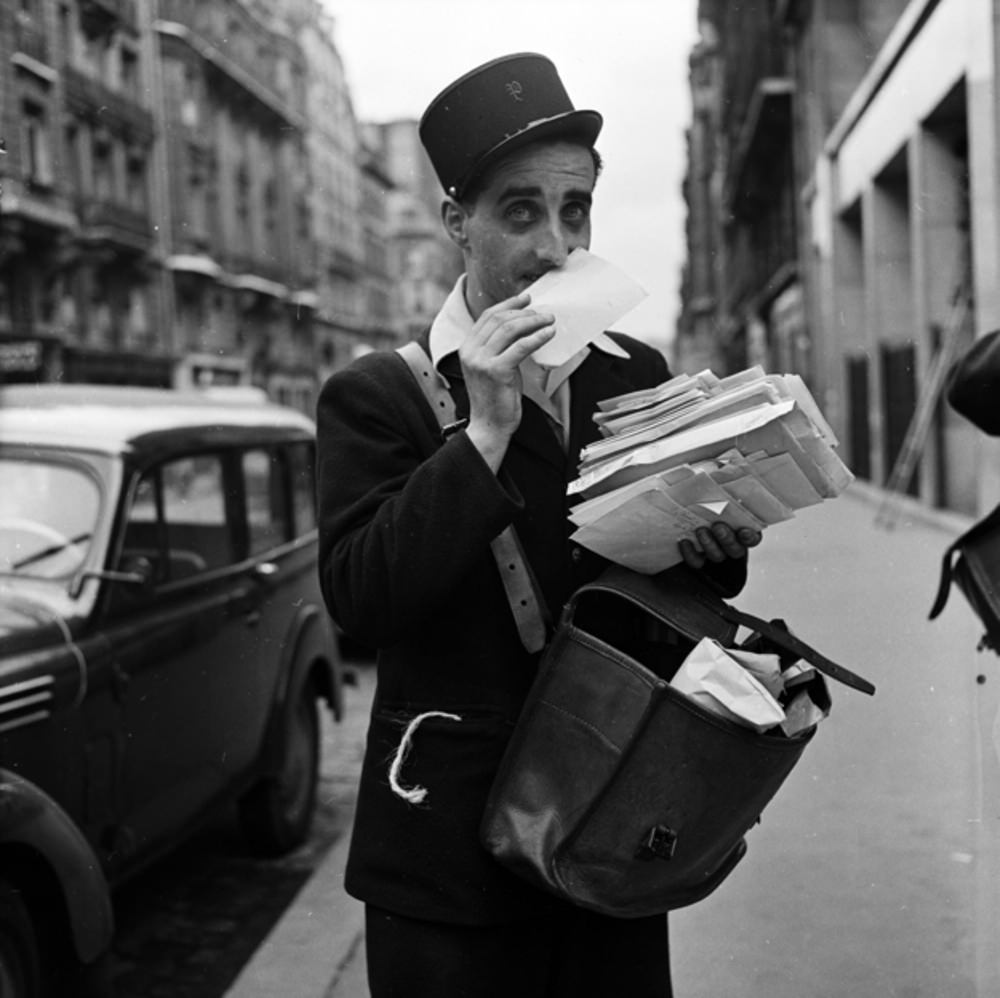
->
xmin=459 ymin=292 xmax=555 ymax=471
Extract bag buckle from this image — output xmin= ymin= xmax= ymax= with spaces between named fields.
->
xmin=636 ymin=824 xmax=678 ymax=862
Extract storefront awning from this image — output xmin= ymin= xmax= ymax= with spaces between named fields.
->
xmin=288 ymin=290 xmax=319 ymax=309
xmin=166 ymin=254 xmax=223 ymax=278
xmin=227 ymin=274 xmax=289 ymax=299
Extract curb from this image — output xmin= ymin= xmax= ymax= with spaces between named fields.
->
xmin=223 ymin=812 xmax=364 ymax=998
xmin=846 ymin=479 xmax=974 ymax=536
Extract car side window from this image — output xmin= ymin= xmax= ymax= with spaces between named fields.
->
xmin=287 ymin=441 xmax=317 ymax=537
xmin=243 ymin=449 xmax=291 ymax=556
xmin=122 ymin=454 xmax=232 ymax=582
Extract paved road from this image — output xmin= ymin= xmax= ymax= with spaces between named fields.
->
xmin=671 ymin=485 xmax=997 ymax=997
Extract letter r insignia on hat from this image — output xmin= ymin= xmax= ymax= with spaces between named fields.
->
xmin=505 ymin=80 xmax=524 ymax=101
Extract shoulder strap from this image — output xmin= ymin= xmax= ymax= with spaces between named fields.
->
xmin=397 ymin=341 xmax=461 ymax=432
xmin=395 ymin=342 xmax=549 ymax=653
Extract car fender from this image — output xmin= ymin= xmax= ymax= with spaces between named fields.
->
xmin=0 ymin=769 xmax=114 ymax=963
xmin=262 ymin=605 xmax=342 ymax=767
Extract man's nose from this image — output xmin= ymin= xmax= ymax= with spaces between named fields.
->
xmin=534 ymin=223 xmax=572 ymax=268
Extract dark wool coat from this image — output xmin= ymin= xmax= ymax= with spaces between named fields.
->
xmin=316 ymin=329 xmax=745 ymax=926
xmin=949 ymin=329 xmax=1000 ymax=434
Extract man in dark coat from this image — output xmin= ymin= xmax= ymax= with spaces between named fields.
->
xmin=316 ymin=53 xmax=760 ymax=997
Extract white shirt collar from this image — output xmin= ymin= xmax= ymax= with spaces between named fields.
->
xmin=428 ymin=276 xmax=631 ymax=393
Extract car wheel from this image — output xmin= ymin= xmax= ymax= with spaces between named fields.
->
xmin=239 ymin=679 xmax=321 ymax=856
xmin=0 ymin=881 xmax=43 ymax=998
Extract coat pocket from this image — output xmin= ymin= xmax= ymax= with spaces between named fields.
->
xmin=347 ymin=704 xmax=525 ymax=920
xmin=371 ymin=703 xmax=514 ymax=809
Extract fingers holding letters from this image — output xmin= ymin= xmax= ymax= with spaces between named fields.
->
xmin=680 ymin=522 xmax=761 ymax=569
xmin=461 ymin=293 xmax=555 ymax=381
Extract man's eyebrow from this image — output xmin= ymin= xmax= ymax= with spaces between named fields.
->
xmin=497 ymin=185 xmax=593 ymax=204
xmin=497 ymin=185 xmax=542 ymax=202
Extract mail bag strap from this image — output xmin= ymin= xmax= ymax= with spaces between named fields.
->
xmin=570 ymin=565 xmax=875 ymax=694
xmin=396 ymin=341 xmax=548 ymax=653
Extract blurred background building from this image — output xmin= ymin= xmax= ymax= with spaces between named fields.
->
xmin=677 ymin=0 xmax=1000 ymax=516
xmin=0 ymin=0 xmax=461 ymax=410
xmin=6 ymin=0 xmax=996 ymax=517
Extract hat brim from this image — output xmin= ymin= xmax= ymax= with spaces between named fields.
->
xmin=451 ymin=108 xmax=603 ymax=198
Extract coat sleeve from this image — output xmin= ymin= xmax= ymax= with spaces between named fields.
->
xmin=948 ymin=329 xmax=1000 ymax=434
xmin=315 ymin=355 xmax=521 ymax=648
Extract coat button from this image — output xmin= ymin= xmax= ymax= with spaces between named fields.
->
xmin=570 ymin=546 xmax=584 ymax=563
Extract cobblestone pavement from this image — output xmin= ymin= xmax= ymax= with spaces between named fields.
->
xmin=108 ymin=664 xmax=374 ymax=998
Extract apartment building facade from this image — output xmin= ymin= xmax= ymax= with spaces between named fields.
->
xmin=0 ymin=0 xmax=166 ymax=386
xmin=366 ymin=119 xmax=463 ymax=343
xmin=678 ymin=0 xmax=999 ymax=516
xmin=0 ymin=0 xmax=441 ymax=409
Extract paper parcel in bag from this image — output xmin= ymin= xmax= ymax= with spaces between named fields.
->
xmin=671 ymin=638 xmax=786 ymax=733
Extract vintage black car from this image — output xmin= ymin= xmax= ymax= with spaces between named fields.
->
xmin=0 ymin=384 xmax=344 ymax=996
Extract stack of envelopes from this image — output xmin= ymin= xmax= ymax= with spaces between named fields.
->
xmin=567 ymin=366 xmax=853 ymax=573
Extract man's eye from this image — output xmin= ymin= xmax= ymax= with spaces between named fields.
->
xmin=506 ymin=203 xmax=536 ymax=222
xmin=563 ymin=203 xmax=589 ymax=223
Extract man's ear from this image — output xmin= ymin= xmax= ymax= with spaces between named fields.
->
xmin=441 ymin=198 xmax=470 ymax=251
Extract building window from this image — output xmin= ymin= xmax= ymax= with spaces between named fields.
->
xmin=296 ymin=194 xmax=310 ymax=245
xmin=235 ymin=164 xmax=251 ymax=250
xmin=63 ymin=122 xmax=81 ymax=196
xmin=126 ymin=287 xmax=150 ymax=348
xmin=81 ymin=31 xmax=110 ymax=80
xmin=92 ymin=135 xmax=114 ymax=201
xmin=181 ymin=64 xmax=199 ymax=127
xmin=120 ymin=44 xmax=139 ymax=94
xmin=126 ymin=151 xmax=147 ymax=213
xmin=58 ymin=2 xmax=74 ymax=65
xmin=206 ymin=158 xmax=220 ymax=246
xmin=263 ymin=177 xmax=278 ymax=246
xmin=187 ymin=150 xmax=206 ymax=241
xmin=21 ymin=99 xmax=53 ymax=188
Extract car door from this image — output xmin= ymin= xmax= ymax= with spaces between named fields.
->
xmin=222 ymin=444 xmax=297 ymax=762
xmin=101 ymin=449 xmax=263 ymax=869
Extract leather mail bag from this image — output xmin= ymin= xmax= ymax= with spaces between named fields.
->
xmin=481 ymin=566 xmax=875 ymax=918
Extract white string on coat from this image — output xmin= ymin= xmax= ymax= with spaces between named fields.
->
xmin=388 ymin=710 xmax=463 ymax=805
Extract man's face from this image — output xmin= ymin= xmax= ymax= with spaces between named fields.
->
xmin=454 ymin=141 xmax=596 ymax=318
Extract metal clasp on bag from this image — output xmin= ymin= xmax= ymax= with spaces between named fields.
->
xmin=636 ymin=824 xmax=678 ymax=861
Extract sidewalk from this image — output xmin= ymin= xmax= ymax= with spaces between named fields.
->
xmin=226 ymin=483 xmax=994 ymax=997
xmin=223 ymin=805 xmax=367 ymax=998
xmin=223 ymin=666 xmax=373 ymax=998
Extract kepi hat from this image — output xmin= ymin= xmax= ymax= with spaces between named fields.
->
xmin=419 ymin=53 xmax=603 ymax=199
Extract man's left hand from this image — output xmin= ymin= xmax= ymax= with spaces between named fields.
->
xmin=679 ymin=522 xmax=762 ymax=570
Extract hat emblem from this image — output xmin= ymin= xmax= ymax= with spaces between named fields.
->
xmin=505 ymin=80 xmax=524 ymax=101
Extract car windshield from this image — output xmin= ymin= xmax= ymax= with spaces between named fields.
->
xmin=0 ymin=458 xmax=100 ymax=580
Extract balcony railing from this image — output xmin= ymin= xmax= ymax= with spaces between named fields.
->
xmin=77 ymin=198 xmax=154 ymax=251
xmin=78 ymin=0 xmax=137 ymax=37
xmin=156 ymin=0 xmax=297 ymax=123
xmin=221 ymin=252 xmax=289 ymax=287
xmin=63 ymin=66 xmax=154 ymax=138
xmin=13 ymin=17 xmax=49 ymax=65
xmin=325 ymin=245 xmax=361 ymax=278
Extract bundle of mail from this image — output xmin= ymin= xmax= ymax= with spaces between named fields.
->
xmin=567 ymin=365 xmax=853 ymax=573
xmin=672 ymin=637 xmax=830 ymax=737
